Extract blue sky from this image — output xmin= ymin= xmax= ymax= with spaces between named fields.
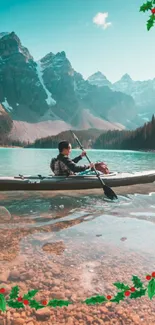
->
xmin=0 ymin=0 xmax=155 ymax=82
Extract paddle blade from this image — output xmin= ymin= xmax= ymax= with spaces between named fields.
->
xmin=103 ymin=184 xmax=118 ymax=200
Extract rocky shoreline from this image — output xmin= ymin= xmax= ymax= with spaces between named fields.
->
xmin=0 ymin=188 xmax=155 ymax=324
xmin=0 ymin=235 xmax=155 ymax=325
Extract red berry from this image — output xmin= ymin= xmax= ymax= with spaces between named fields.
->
xmin=152 ymin=272 xmax=155 ymax=278
xmin=151 ymin=8 xmax=155 ymax=14
xmin=17 ymin=297 xmax=23 ymax=302
xmin=42 ymin=300 xmax=48 ymax=305
xmin=124 ymin=291 xmax=130 ymax=297
xmin=106 ymin=295 xmax=112 ymax=300
xmin=146 ymin=275 xmax=152 ymax=280
xmin=0 ymin=288 xmax=5 ymax=294
xmin=130 ymin=287 xmax=136 ymax=292
xmin=23 ymin=300 xmax=29 ymax=305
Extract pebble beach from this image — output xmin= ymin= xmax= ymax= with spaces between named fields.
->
xmin=0 ymin=185 xmax=155 ymax=325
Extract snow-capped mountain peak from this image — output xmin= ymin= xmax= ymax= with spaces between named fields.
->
xmin=88 ymin=71 xmax=112 ymax=87
xmin=120 ymin=73 xmax=132 ymax=82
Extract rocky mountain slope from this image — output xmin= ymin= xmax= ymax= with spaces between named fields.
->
xmin=0 ymin=32 xmax=143 ymax=142
xmin=0 ymin=104 xmax=13 ymax=145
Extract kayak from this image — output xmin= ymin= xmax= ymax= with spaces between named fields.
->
xmin=0 ymin=170 xmax=155 ymax=191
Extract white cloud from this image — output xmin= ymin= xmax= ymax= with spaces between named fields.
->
xmin=93 ymin=12 xmax=112 ymax=30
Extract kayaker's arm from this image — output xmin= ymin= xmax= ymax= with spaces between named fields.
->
xmin=59 ymin=155 xmax=89 ymax=173
xmin=72 ymin=155 xmax=82 ymax=163
xmin=72 ymin=151 xmax=86 ymax=163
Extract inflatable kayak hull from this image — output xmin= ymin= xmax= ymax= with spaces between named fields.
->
xmin=0 ymin=170 xmax=155 ymax=191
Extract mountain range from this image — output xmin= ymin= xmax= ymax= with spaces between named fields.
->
xmin=0 ymin=32 xmax=154 ymax=143
xmin=88 ymin=72 xmax=155 ymax=125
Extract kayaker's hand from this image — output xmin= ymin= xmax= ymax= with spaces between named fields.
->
xmin=90 ymin=163 xmax=95 ymax=169
xmin=81 ymin=151 xmax=86 ymax=157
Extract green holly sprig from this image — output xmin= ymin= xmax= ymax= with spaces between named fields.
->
xmin=0 ymin=286 xmax=71 ymax=312
xmin=140 ymin=1 xmax=155 ymax=30
xmin=1 ymin=272 xmax=155 ymax=312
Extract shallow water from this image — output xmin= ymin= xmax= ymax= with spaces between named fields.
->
xmin=1 ymin=192 xmax=155 ymax=255
xmin=0 ymin=149 xmax=155 ymax=324
xmin=0 ymin=192 xmax=155 ymax=324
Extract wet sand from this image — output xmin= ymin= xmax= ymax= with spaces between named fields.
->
xmin=0 ymin=185 xmax=155 ymax=324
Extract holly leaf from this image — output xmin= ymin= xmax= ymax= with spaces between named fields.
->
xmin=0 ymin=294 xmax=6 ymax=312
xmin=140 ymin=1 xmax=153 ymax=12
xmin=113 ymin=282 xmax=130 ymax=291
xmin=130 ymin=289 xmax=146 ymax=299
xmin=84 ymin=295 xmax=107 ymax=305
xmin=9 ymin=286 xmax=19 ymax=300
xmin=7 ymin=300 xmax=24 ymax=309
xmin=110 ymin=292 xmax=125 ymax=304
xmin=23 ymin=290 xmax=38 ymax=300
xmin=48 ymin=299 xmax=72 ymax=307
xmin=132 ymin=275 xmax=143 ymax=289
xmin=147 ymin=15 xmax=155 ymax=30
xmin=148 ymin=278 xmax=155 ymax=299
xmin=29 ymin=299 xmax=44 ymax=310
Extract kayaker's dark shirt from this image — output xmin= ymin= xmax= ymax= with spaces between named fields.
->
xmin=52 ymin=153 xmax=89 ymax=176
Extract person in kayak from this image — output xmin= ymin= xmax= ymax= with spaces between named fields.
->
xmin=50 ymin=140 xmax=95 ymax=176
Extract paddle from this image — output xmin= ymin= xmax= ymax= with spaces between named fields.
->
xmin=70 ymin=131 xmax=118 ymax=200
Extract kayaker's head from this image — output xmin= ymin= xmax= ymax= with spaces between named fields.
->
xmin=58 ymin=141 xmax=72 ymax=156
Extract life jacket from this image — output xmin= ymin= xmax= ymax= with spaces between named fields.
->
xmin=50 ymin=158 xmax=58 ymax=173
xmin=50 ymin=157 xmax=73 ymax=176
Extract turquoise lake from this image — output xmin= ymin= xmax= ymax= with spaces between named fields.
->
xmin=0 ymin=148 xmax=154 ymax=176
